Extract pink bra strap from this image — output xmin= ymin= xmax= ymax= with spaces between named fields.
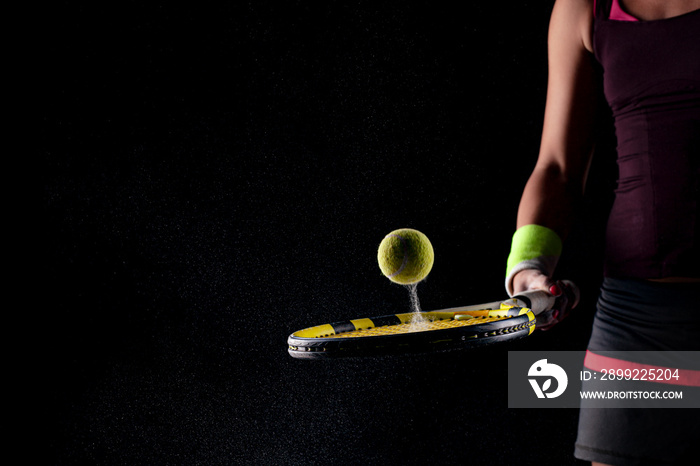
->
xmin=594 ymin=0 xmax=640 ymax=21
xmin=610 ymin=0 xmax=639 ymax=21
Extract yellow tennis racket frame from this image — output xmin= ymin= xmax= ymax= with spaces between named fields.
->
xmin=288 ymin=302 xmax=536 ymax=359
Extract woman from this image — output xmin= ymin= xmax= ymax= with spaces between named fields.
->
xmin=505 ymin=0 xmax=699 ymax=464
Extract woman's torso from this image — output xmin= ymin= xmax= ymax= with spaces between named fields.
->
xmin=592 ymin=0 xmax=700 ymax=281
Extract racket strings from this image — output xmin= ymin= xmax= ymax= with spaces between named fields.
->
xmin=324 ymin=315 xmax=511 ymax=338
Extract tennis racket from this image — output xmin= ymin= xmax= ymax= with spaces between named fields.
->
xmin=288 ymin=282 xmax=579 ymax=359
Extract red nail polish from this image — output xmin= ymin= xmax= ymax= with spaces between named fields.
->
xmin=550 ymin=284 xmax=562 ymax=296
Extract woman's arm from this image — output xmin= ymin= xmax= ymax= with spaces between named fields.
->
xmin=512 ymin=0 xmax=598 ymax=294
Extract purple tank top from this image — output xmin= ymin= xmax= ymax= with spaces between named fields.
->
xmin=593 ymin=0 xmax=700 ymax=279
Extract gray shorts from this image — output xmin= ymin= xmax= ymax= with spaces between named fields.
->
xmin=574 ymin=278 xmax=700 ymax=465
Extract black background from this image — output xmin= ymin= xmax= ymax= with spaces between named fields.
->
xmin=39 ymin=1 xmax=617 ymax=464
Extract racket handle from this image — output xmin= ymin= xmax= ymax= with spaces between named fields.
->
xmin=510 ymin=281 xmax=580 ymax=316
xmin=508 ymin=290 xmax=555 ymax=315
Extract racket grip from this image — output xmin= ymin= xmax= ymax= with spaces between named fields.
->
xmin=510 ymin=290 xmax=555 ymax=315
xmin=511 ymin=281 xmax=579 ymax=316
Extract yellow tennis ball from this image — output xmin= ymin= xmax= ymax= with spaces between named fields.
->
xmin=377 ymin=228 xmax=434 ymax=285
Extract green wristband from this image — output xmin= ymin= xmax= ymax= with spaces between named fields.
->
xmin=505 ymin=224 xmax=563 ymax=295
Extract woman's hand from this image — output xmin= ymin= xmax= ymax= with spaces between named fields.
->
xmin=513 ymin=269 xmax=579 ymax=331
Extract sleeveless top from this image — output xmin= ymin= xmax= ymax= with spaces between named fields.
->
xmin=593 ymin=0 xmax=700 ymax=278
